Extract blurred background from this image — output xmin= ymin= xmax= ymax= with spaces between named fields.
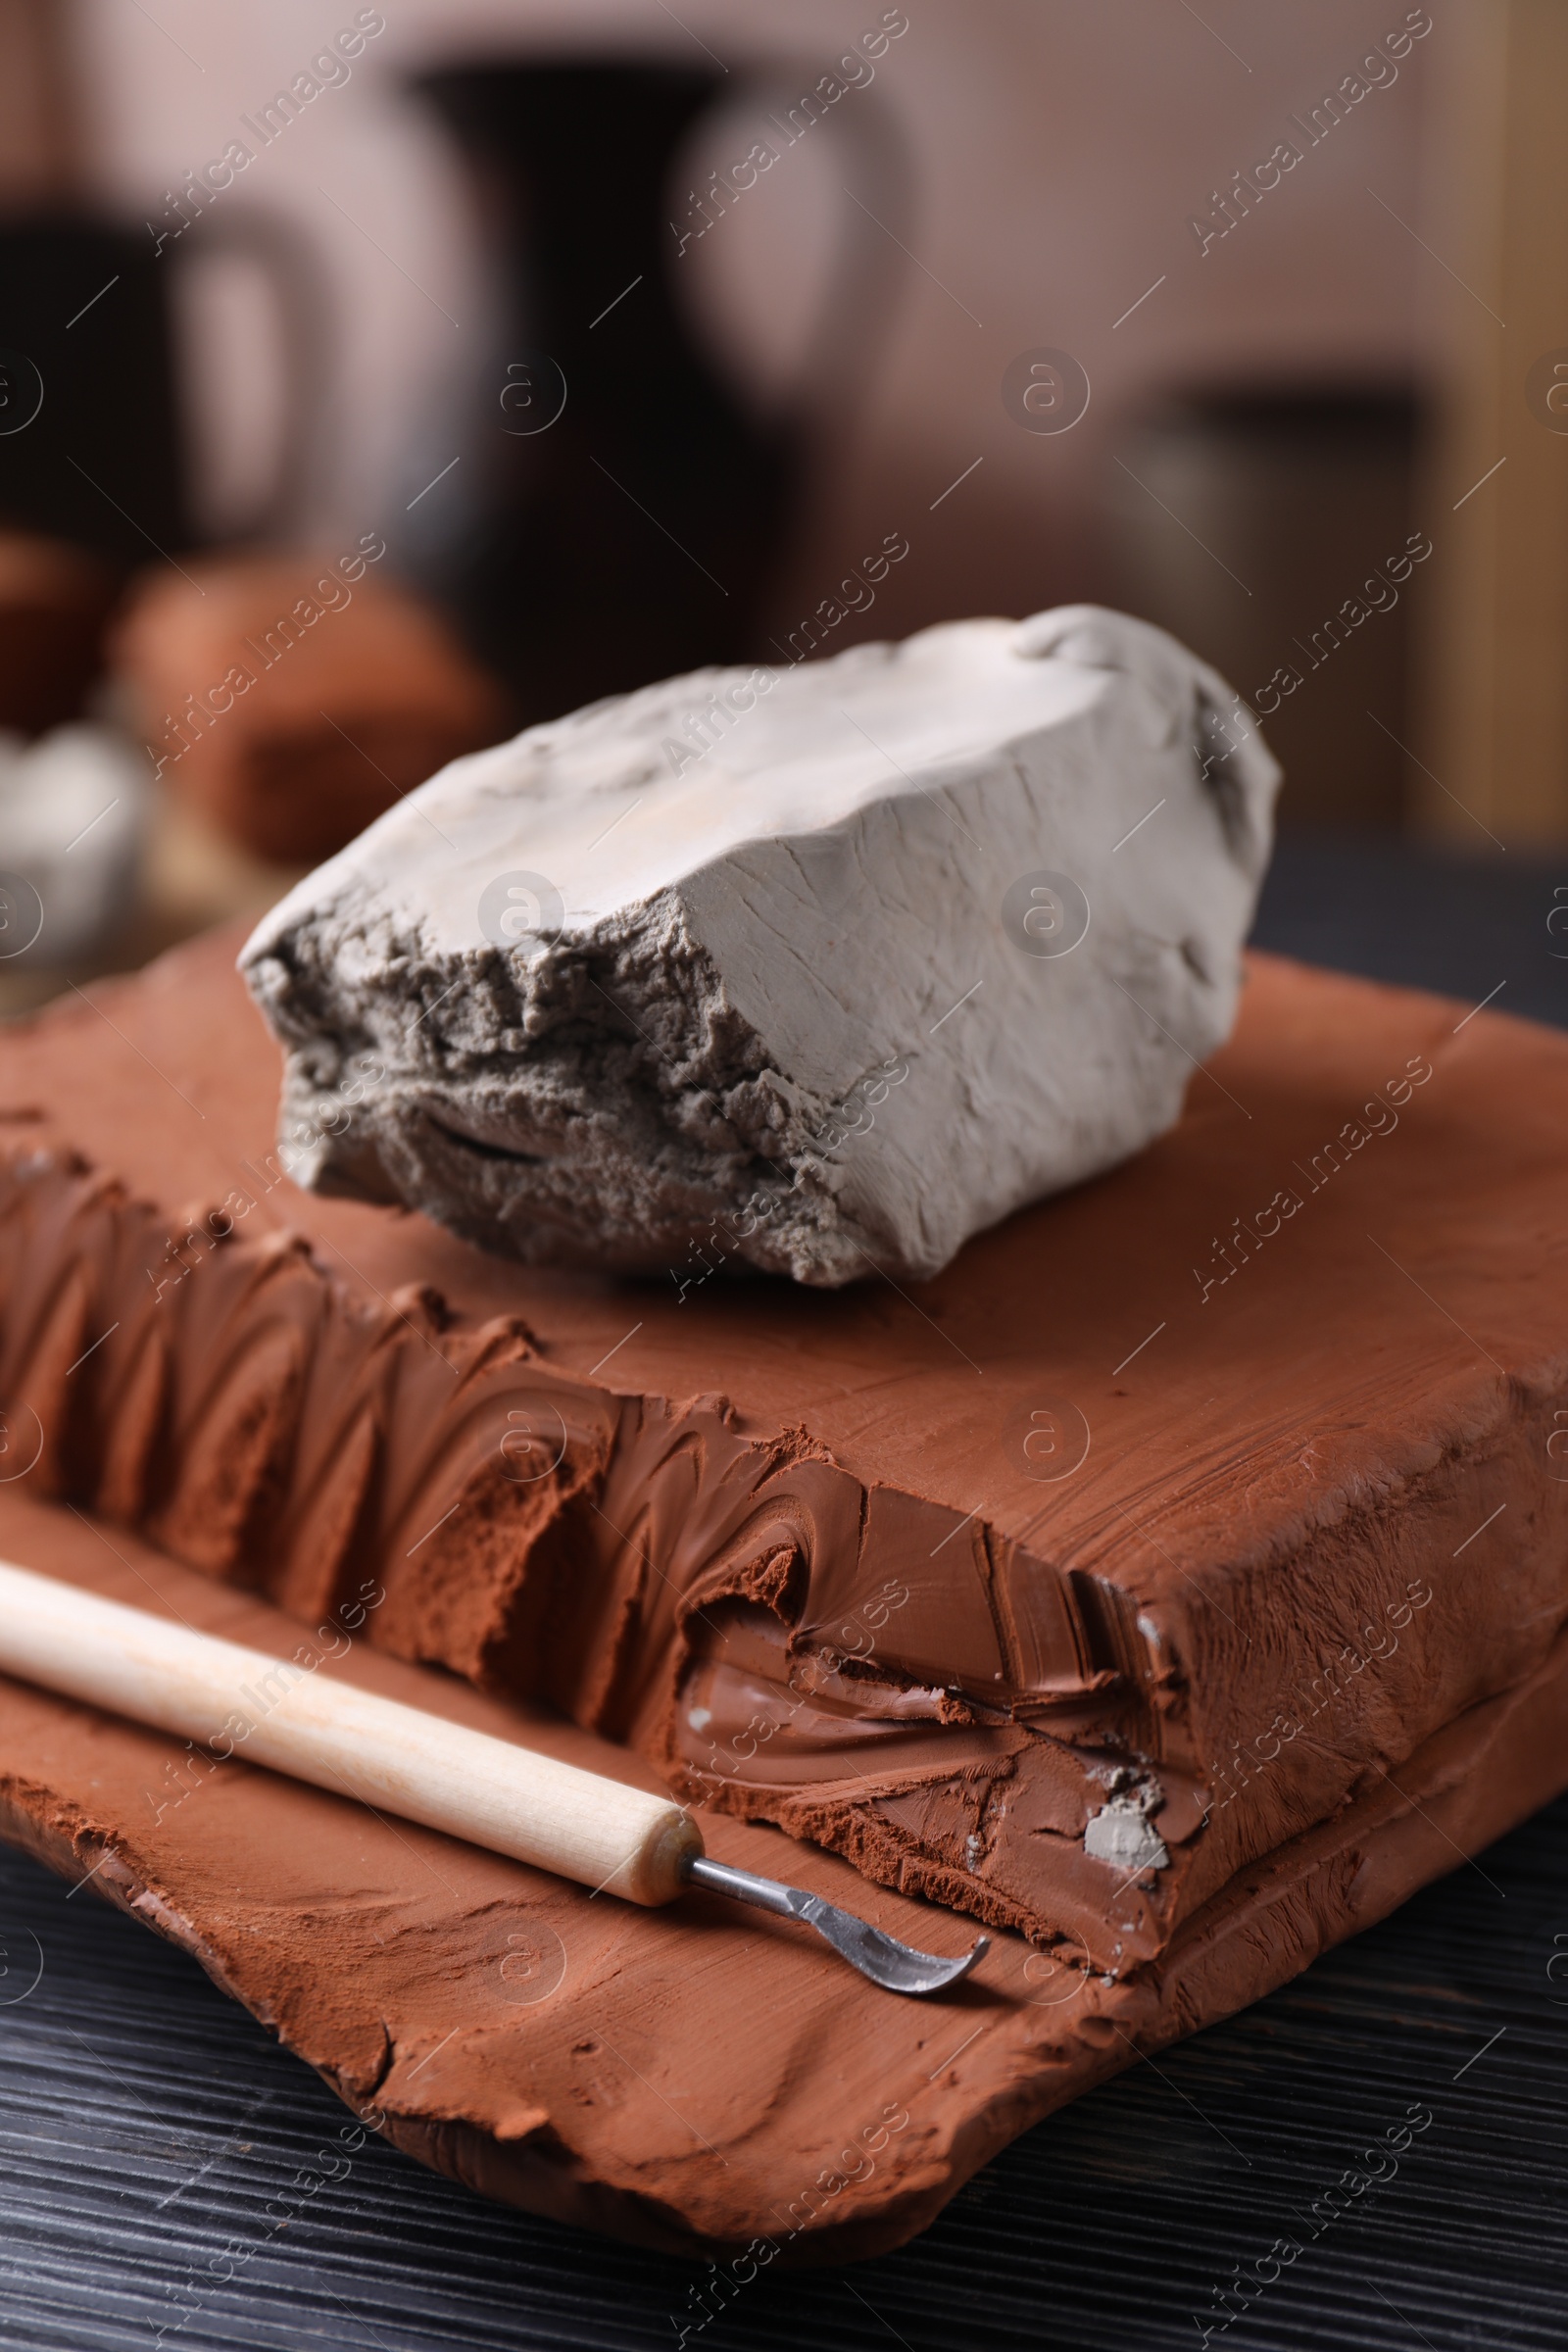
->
xmin=0 ymin=0 xmax=1564 ymax=1022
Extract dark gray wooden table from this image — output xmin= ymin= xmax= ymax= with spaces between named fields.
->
xmin=2 ymin=832 xmax=1565 ymax=2352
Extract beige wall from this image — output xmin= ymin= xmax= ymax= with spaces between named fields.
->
xmin=70 ymin=0 xmax=1446 ymax=670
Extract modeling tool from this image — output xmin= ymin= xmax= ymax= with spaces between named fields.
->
xmin=0 ymin=1559 xmax=985 ymax=1997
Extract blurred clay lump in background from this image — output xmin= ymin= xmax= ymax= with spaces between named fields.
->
xmin=113 ymin=550 xmax=510 ymax=863
xmin=0 ymin=530 xmax=117 ymax=737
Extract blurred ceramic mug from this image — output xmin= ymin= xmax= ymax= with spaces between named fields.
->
xmin=0 ymin=205 xmax=329 ymax=569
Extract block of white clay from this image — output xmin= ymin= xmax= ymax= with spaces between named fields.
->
xmin=240 ymin=606 xmax=1281 ymax=1287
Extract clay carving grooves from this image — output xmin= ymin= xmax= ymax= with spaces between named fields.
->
xmin=0 ymin=1141 xmax=1192 ymax=1964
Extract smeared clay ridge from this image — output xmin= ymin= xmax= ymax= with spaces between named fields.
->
xmin=0 ymin=1142 xmax=1177 ymax=1967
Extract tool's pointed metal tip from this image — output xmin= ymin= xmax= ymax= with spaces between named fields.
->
xmin=686 ymin=1854 xmax=990 ymax=1997
xmin=794 ymin=1894 xmax=989 ymax=1996
xmin=891 ymin=1927 xmax=990 ymax=1996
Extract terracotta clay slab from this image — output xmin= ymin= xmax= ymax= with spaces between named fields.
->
xmin=0 ymin=932 xmax=1565 ymax=2252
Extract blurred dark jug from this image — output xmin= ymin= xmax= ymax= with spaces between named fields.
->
xmin=415 ymin=59 xmax=904 ymax=719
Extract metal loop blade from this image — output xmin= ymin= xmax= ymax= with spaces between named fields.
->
xmin=686 ymin=1854 xmax=988 ymax=1996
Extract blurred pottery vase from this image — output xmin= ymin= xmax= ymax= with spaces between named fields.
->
xmin=414 ymin=60 xmax=815 ymax=717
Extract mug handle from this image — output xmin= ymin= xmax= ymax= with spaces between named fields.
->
xmin=167 ymin=201 xmax=332 ymax=543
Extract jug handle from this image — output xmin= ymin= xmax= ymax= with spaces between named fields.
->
xmin=714 ymin=67 xmax=916 ymax=425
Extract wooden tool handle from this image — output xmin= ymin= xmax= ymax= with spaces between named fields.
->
xmin=0 ymin=1559 xmax=701 ymax=1904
